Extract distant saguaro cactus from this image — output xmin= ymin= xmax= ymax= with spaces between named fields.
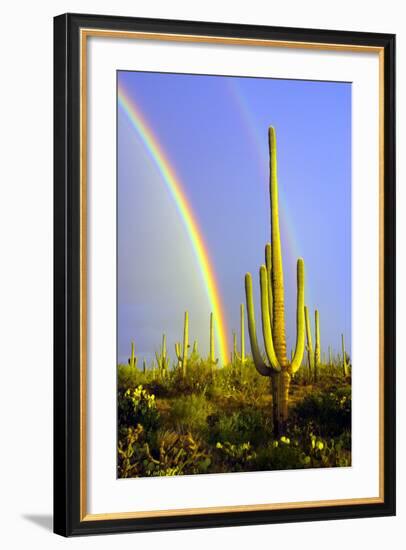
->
xmin=155 ymin=333 xmax=170 ymax=378
xmin=190 ymin=339 xmax=199 ymax=362
xmin=208 ymin=312 xmax=218 ymax=367
xmin=314 ymin=310 xmax=321 ymax=382
xmin=175 ymin=311 xmax=189 ymax=377
xmin=341 ymin=333 xmax=349 ymax=377
xmin=232 ymin=304 xmax=246 ymax=366
xmin=128 ymin=340 xmax=138 ymax=370
xmin=245 ymin=126 xmax=305 ymax=436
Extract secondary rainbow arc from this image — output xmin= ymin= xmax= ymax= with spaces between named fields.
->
xmin=118 ymin=83 xmax=229 ymax=365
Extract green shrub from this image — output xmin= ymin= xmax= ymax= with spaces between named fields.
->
xmin=170 ymin=360 xmax=214 ymax=396
xmin=117 ymin=426 xmax=211 ymax=477
xmin=207 ymin=407 xmax=272 ymax=447
xmin=118 ymin=385 xmax=160 ymax=435
xmin=213 ymin=362 xmax=269 ymax=404
xmin=117 ymin=363 xmax=143 ymax=391
xmin=292 ymin=386 xmax=351 ymax=436
xmin=215 ymin=441 xmax=256 ymax=471
xmin=168 ymin=394 xmax=212 ymax=434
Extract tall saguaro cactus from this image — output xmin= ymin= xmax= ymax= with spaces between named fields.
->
xmin=175 ymin=311 xmax=189 ymax=377
xmin=304 ymin=306 xmax=314 ymax=380
xmin=245 ymin=126 xmax=305 ymax=435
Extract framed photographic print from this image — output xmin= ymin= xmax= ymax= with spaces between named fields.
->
xmin=53 ymin=13 xmax=396 ymax=536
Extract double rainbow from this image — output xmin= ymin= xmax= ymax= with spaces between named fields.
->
xmin=118 ymin=83 xmax=229 ymax=365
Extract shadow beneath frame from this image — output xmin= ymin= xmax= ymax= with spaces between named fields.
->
xmin=22 ymin=514 xmax=53 ymax=532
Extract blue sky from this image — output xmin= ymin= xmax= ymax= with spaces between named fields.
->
xmin=117 ymin=70 xmax=351 ymax=366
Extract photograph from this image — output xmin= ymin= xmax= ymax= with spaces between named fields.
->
xmin=116 ymin=70 xmax=352 ymax=478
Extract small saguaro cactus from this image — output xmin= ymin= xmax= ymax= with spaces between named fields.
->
xmin=304 ymin=307 xmax=314 ymax=380
xmin=314 ymin=310 xmax=321 ymax=382
xmin=208 ymin=312 xmax=218 ymax=367
xmin=190 ymin=339 xmax=199 ymax=362
xmin=232 ymin=331 xmax=238 ymax=365
xmin=128 ymin=340 xmax=138 ymax=370
xmin=341 ymin=333 xmax=348 ymax=377
xmin=175 ymin=311 xmax=189 ymax=377
xmin=142 ymin=358 xmax=146 ymax=375
xmin=232 ymin=304 xmax=246 ymax=366
xmin=155 ymin=333 xmax=170 ymax=378
xmin=245 ymin=126 xmax=306 ymax=436
xmin=329 ymin=345 xmax=333 ymax=368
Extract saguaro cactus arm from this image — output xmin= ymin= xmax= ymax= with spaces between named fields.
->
xmin=304 ymin=306 xmax=314 ymax=368
xmin=259 ymin=265 xmax=280 ymax=370
xmin=265 ymin=243 xmax=273 ymax=328
xmin=174 ymin=342 xmax=181 ymax=360
xmin=290 ymin=258 xmax=305 ymax=374
xmin=245 ymin=272 xmax=280 ymax=376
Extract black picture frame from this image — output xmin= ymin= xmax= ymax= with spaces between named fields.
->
xmin=54 ymin=12 xmax=396 ymax=537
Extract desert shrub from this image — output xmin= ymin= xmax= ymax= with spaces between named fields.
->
xmin=117 ymin=385 xmax=160 ymax=436
xmin=151 ymin=430 xmax=211 ymax=476
xmin=252 ymin=427 xmax=351 ymax=472
xmin=207 ymin=407 xmax=272 ymax=447
xmin=117 ymin=363 xmax=143 ymax=391
xmin=212 ymin=361 xmax=269 ymax=404
xmin=168 ymin=360 xmax=214 ymax=396
xmin=292 ymin=386 xmax=351 ymax=436
xmin=168 ymin=394 xmax=212 ymax=434
xmin=117 ymin=426 xmax=210 ymax=477
xmin=214 ymin=441 xmax=256 ymax=471
xmin=256 ymin=436 xmax=305 ymax=470
xmin=117 ymin=424 xmax=147 ymax=478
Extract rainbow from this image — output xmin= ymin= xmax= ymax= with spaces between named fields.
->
xmin=118 ymin=83 xmax=229 ymax=365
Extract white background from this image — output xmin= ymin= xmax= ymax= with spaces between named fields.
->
xmin=0 ymin=0 xmax=403 ymax=548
